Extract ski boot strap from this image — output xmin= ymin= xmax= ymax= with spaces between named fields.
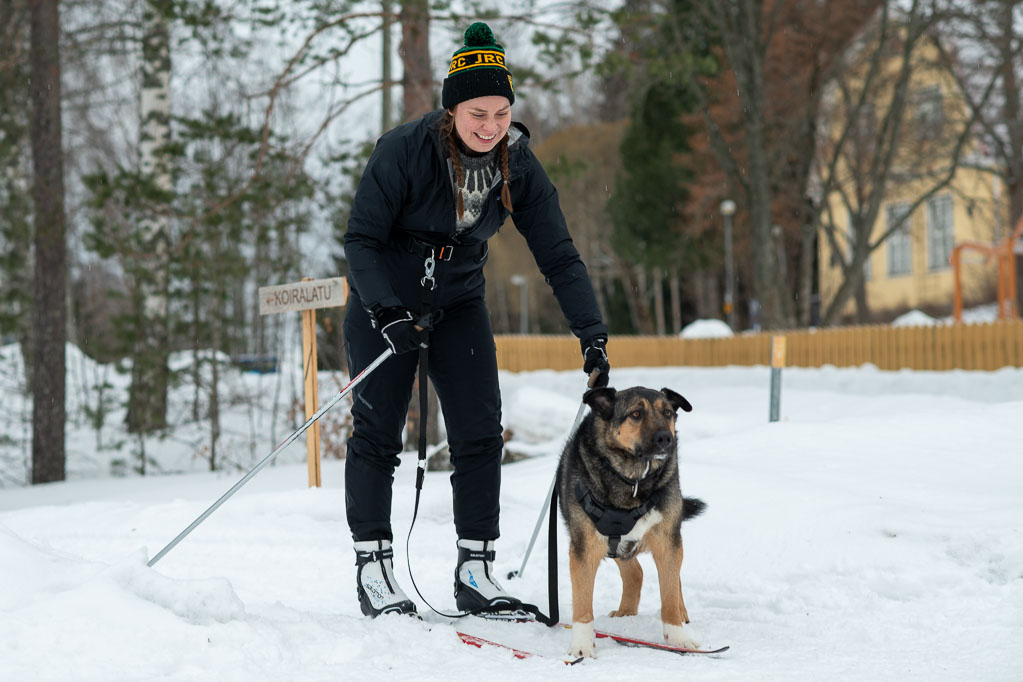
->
xmin=355 ymin=545 xmax=394 ymax=566
xmin=457 ymin=546 xmax=495 ymax=564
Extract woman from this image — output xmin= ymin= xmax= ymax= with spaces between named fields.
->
xmin=342 ymin=22 xmax=610 ymax=618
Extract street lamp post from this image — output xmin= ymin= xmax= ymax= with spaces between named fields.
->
xmin=510 ymin=274 xmax=528 ymax=334
xmin=720 ymin=199 xmax=737 ymax=331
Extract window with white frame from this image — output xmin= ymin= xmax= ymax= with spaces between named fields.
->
xmin=926 ymin=195 xmax=954 ymax=270
xmin=886 ymin=203 xmax=912 ymax=276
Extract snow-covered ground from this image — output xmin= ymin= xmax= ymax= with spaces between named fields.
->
xmin=2 ymin=359 xmax=1022 ymax=680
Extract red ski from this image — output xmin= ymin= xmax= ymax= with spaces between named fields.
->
xmin=560 ymin=623 xmax=729 ymax=655
xmin=456 ymin=631 xmax=583 ymax=665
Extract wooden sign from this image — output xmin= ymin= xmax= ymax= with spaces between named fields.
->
xmin=259 ymin=277 xmax=349 ymax=487
xmin=258 ymin=278 xmax=348 ymax=315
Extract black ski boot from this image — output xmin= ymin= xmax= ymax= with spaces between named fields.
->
xmin=354 ymin=539 xmax=418 ymax=618
xmin=453 ymin=539 xmax=525 ymax=618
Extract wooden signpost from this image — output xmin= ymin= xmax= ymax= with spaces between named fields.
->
xmin=258 ymin=277 xmax=348 ymax=487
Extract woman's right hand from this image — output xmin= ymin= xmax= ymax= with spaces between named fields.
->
xmin=373 ymin=306 xmax=428 ymax=354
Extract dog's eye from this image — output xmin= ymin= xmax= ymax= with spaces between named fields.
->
xmin=663 ymin=408 xmax=674 ymax=418
xmin=629 ymin=410 xmax=642 ymax=420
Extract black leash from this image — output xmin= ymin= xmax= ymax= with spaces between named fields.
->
xmin=402 ymin=247 xmax=463 ymax=620
xmin=401 ymin=242 xmax=559 ymax=627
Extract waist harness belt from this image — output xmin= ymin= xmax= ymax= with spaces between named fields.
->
xmin=395 ymin=230 xmax=487 ymax=262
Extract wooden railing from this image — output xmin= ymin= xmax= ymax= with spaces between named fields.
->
xmin=494 ymin=320 xmax=1023 ymax=372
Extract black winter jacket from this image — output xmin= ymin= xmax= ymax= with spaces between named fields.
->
xmin=343 ymin=109 xmax=607 ymax=342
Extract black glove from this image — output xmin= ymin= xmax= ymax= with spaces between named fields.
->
xmin=581 ymin=334 xmax=610 ymax=388
xmin=372 ymin=306 xmax=427 ymax=354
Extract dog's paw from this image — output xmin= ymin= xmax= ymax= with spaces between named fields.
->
xmin=568 ymin=621 xmax=598 ymax=659
xmin=607 ymin=608 xmax=637 ymax=618
xmin=662 ymin=622 xmax=700 ymax=649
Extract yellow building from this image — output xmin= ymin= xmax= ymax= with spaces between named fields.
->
xmin=817 ymin=27 xmax=1009 ymax=322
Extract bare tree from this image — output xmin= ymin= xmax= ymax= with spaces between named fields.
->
xmin=690 ymin=0 xmax=796 ymax=330
xmin=29 ymin=0 xmax=67 ymax=483
xmin=939 ymin=0 xmax=1023 ymax=313
xmin=669 ymin=0 xmax=882 ymax=329
xmin=400 ymin=0 xmax=432 ymax=121
xmin=812 ymin=0 xmax=1000 ymax=324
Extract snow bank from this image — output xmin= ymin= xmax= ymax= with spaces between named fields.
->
xmin=680 ymin=319 xmax=734 ymax=338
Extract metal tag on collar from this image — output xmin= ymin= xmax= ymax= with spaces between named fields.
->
xmin=633 ymin=460 xmax=651 ymax=498
xmin=421 ymin=254 xmax=436 ymax=289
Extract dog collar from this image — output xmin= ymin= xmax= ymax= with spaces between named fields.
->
xmin=598 ymin=454 xmax=666 ymax=497
xmin=573 ymin=480 xmax=653 ymax=558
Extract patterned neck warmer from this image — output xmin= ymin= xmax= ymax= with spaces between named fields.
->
xmin=453 ymin=146 xmax=499 ymax=233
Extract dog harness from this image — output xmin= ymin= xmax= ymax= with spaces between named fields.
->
xmin=574 ymin=480 xmax=655 ymax=558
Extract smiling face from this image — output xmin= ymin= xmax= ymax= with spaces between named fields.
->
xmin=450 ymin=95 xmax=512 ymax=153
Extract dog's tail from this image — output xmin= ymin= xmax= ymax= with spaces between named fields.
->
xmin=682 ymin=496 xmax=707 ymax=521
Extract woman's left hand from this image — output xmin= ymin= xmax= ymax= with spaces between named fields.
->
xmin=581 ymin=335 xmax=610 ymax=388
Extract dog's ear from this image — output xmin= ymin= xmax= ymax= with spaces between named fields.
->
xmin=583 ymin=387 xmax=617 ymax=420
xmin=661 ymin=388 xmax=692 ymax=413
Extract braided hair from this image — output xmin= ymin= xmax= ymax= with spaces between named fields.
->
xmin=442 ymin=110 xmax=513 ymax=221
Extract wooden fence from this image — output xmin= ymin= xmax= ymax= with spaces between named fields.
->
xmin=494 ymin=320 xmax=1023 ymax=372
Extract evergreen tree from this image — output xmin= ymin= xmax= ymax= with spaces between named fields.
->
xmin=603 ymin=0 xmax=716 ymax=333
xmin=0 ymin=0 xmax=33 ymax=352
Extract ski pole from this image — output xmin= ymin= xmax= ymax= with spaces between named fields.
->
xmin=508 ymin=370 xmax=598 ymax=579
xmin=147 ymin=348 xmax=394 ymax=568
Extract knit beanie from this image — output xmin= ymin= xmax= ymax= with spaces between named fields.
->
xmin=442 ymin=22 xmax=515 ymax=109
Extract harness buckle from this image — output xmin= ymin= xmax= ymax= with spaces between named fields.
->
xmin=421 ymin=254 xmax=436 ymax=290
xmin=436 ymin=245 xmax=454 ymax=261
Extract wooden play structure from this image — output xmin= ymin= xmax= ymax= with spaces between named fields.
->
xmin=951 ymin=217 xmax=1023 ymax=323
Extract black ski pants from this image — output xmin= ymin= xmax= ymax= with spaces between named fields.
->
xmin=342 ymin=292 xmax=504 ymax=543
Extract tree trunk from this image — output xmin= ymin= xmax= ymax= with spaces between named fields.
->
xmin=717 ymin=1 xmax=794 ymax=329
xmin=399 ymin=0 xmax=432 ymax=121
xmin=853 ymin=274 xmax=870 ymax=323
xmin=652 ymin=267 xmax=665 ymax=335
xmin=381 ymin=0 xmax=393 ymax=131
xmin=209 ymin=333 xmax=220 ymax=471
xmin=1000 ymin=1 xmax=1023 ymax=314
xmin=822 ymin=245 xmax=872 ymax=325
xmin=798 ymin=217 xmax=816 ymax=326
xmin=621 ymin=266 xmax=654 ymax=334
xmin=669 ymin=269 xmax=682 ymax=335
xmin=127 ymin=0 xmax=172 ymax=433
xmin=29 ymin=0 xmax=66 ymax=484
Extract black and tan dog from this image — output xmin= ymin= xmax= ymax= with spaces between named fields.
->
xmin=557 ymin=386 xmax=705 ymax=658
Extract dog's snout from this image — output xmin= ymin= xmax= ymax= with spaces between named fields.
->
xmin=653 ymin=429 xmax=673 ymax=449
